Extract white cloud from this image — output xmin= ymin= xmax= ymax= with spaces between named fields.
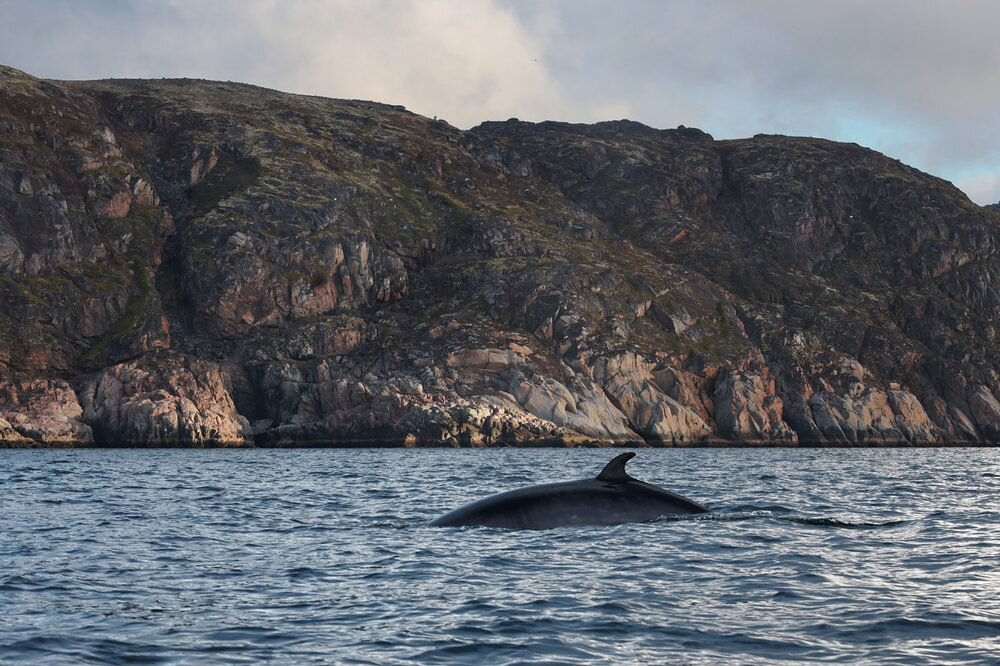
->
xmin=0 ymin=0 xmax=608 ymax=127
xmin=234 ymin=0 xmax=575 ymax=127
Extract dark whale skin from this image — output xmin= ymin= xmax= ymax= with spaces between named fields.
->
xmin=429 ymin=453 xmax=709 ymax=530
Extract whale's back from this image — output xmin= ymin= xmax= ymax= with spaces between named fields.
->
xmin=430 ymin=477 xmax=707 ymax=530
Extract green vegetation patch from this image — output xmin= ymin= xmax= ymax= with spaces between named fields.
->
xmin=78 ymin=261 xmax=157 ymax=366
xmin=188 ymin=154 xmax=261 ymax=213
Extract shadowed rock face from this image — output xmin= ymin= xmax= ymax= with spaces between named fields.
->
xmin=2 ymin=64 xmax=1000 ymax=446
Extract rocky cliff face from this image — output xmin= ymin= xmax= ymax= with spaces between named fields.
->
xmin=2 ymin=64 xmax=1000 ymax=446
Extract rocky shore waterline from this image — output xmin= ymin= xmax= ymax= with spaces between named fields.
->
xmin=2 ymin=65 xmax=1000 ymax=447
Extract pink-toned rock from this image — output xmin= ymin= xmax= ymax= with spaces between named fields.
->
xmin=131 ymin=177 xmax=159 ymax=206
xmin=652 ymin=366 xmax=713 ymax=424
xmin=968 ymin=385 xmax=1000 ymax=440
xmin=592 ymin=353 xmax=710 ymax=443
xmin=886 ymin=390 xmax=937 ymax=443
xmin=0 ymin=417 xmax=32 ymax=446
xmin=81 ymin=354 xmax=252 ymax=446
xmin=190 ymin=146 xmax=218 ymax=185
xmin=0 ymin=379 xmax=93 ymax=445
xmin=807 ymin=386 xmax=935 ymax=444
xmin=447 ymin=348 xmax=523 ymax=372
xmin=101 ymin=189 xmax=132 ymax=218
xmin=714 ymin=370 xmax=797 ymax=443
xmin=511 ymin=373 xmax=640 ymax=442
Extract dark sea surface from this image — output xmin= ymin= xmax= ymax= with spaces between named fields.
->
xmin=1 ymin=448 xmax=999 ymax=665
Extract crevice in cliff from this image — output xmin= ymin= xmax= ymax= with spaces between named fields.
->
xmin=153 ymin=236 xmax=194 ymax=340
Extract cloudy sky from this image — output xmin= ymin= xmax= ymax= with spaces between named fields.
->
xmin=1 ymin=0 xmax=997 ymax=204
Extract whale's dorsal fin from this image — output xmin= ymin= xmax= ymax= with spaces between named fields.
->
xmin=596 ymin=452 xmax=636 ymax=483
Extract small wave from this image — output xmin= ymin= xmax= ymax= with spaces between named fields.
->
xmin=202 ymin=626 xmax=302 ymax=644
xmin=647 ymin=512 xmax=718 ymax=523
xmin=769 ymin=589 xmax=803 ymax=600
xmin=826 ymin=616 xmax=1000 ymax=641
xmin=361 ymin=519 xmax=415 ymax=530
xmin=690 ymin=510 xmax=776 ymax=522
xmin=285 ymin=567 xmax=327 ymax=581
xmin=411 ymin=641 xmax=534 ymax=663
xmin=24 ymin=524 xmax=68 ymax=533
xmin=781 ymin=516 xmax=913 ymax=530
xmin=723 ymin=504 xmax=794 ymax=514
xmin=0 ymin=574 xmax=39 ymax=592
xmin=689 ymin=510 xmax=913 ymax=531
xmin=0 ymin=636 xmax=170 ymax=665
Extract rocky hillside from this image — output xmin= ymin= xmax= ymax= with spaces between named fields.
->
xmin=2 ymin=64 xmax=1000 ymax=447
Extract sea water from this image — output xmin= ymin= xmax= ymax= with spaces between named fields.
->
xmin=1 ymin=447 xmax=999 ymax=664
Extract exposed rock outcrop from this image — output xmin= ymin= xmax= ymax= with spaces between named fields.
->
xmin=80 ymin=354 xmax=250 ymax=446
xmin=591 ymin=354 xmax=711 ymax=444
xmin=2 ymin=64 xmax=1000 ymax=446
xmin=714 ymin=369 xmax=797 ymax=443
xmin=0 ymin=380 xmax=93 ymax=445
xmin=0 ymin=417 xmax=32 ymax=446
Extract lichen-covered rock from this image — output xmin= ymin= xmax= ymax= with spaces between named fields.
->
xmin=0 ymin=232 xmax=24 ymax=275
xmin=395 ymin=397 xmax=583 ymax=448
xmin=447 ymin=348 xmax=523 ymax=372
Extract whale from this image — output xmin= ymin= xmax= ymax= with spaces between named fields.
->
xmin=429 ymin=452 xmax=709 ymax=530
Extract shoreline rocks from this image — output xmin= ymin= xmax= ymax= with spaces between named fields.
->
xmin=0 ymin=379 xmax=93 ymax=446
xmin=79 ymin=354 xmax=251 ymax=446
